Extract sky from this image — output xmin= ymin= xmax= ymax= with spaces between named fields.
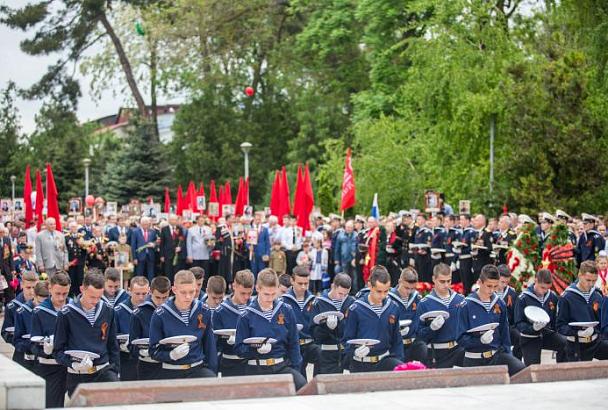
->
xmin=1 ymin=0 xmax=137 ymax=134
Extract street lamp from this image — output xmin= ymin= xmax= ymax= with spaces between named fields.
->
xmin=240 ymin=142 xmax=252 ymax=180
xmin=83 ymin=158 xmax=92 ymax=197
xmin=10 ymin=175 xmax=16 ymax=201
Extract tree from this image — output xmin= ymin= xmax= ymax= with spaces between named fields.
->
xmin=0 ymin=82 xmax=25 ymax=197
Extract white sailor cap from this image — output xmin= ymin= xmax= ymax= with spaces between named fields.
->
xmin=399 ymin=210 xmax=412 ymax=218
xmin=518 ymin=214 xmax=536 ymax=225
xmin=555 ymin=210 xmax=571 ymax=221
xmin=355 ymin=215 xmax=366 ymax=223
xmin=581 ymin=213 xmax=599 ymax=223
xmin=540 ymin=212 xmax=555 ymax=224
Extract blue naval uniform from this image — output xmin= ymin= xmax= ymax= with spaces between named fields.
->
xmin=13 ymin=300 xmax=37 ymax=370
xmin=459 ymin=227 xmax=476 ymax=293
xmin=431 ymin=226 xmax=447 ymax=267
xmin=513 ymin=285 xmax=565 ymax=365
xmin=31 ymin=298 xmax=69 ymax=408
xmin=102 ymin=289 xmax=130 ymax=308
xmin=497 ymin=286 xmax=521 ymax=359
xmin=212 ymin=297 xmax=249 ymax=376
xmin=576 ymin=229 xmax=604 ymax=264
xmin=603 ymin=297 xmax=608 ymax=338
xmin=413 ymin=227 xmax=433 ymax=283
xmin=556 ymin=284 xmax=608 ymax=361
xmin=149 ymin=297 xmax=218 ymax=377
xmin=1 ymin=292 xmax=27 ymax=344
xmin=416 ymin=290 xmax=465 ymax=368
xmin=342 ymin=294 xmax=404 ymax=372
xmin=114 ymin=299 xmax=138 ymax=381
xmin=310 ymin=291 xmax=355 ymax=374
xmin=128 ymin=297 xmax=161 ymax=380
xmin=458 ymin=292 xmax=525 ymax=376
xmin=388 ymin=288 xmax=426 ymax=362
xmin=280 ymin=289 xmax=320 ymax=374
xmin=234 ymin=299 xmax=307 ymax=390
xmin=54 ymin=298 xmax=120 ymax=395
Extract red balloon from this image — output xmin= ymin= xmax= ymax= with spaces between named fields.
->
xmin=85 ymin=195 xmax=95 ymax=207
xmin=245 ymin=86 xmax=255 ymax=97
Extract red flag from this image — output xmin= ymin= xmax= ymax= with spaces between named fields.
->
xmin=164 ymin=187 xmax=171 ymax=213
xmin=209 ymin=180 xmax=218 ymax=221
xmin=23 ymin=165 xmax=33 ymax=225
xmin=218 ymin=185 xmax=225 ymax=218
xmin=186 ymin=181 xmax=197 ymax=211
xmin=234 ymin=177 xmax=245 ymax=216
xmin=198 ymin=182 xmax=206 ymax=198
xmin=293 ymin=164 xmax=303 ymax=218
xmin=45 ymin=163 xmax=62 ymax=231
xmin=224 ymin=181 xmax=232 ymax=205
xmin=35 ymin=170 xmax=44 ymax=231
xmin=269 ymin=170 xmax=281 ymax=217
xmin=176 ymin=185 xmax=184 ymax=216
xmin=244 ymin=177 xmax=250 ymax=206
xmin=340 ymin=148 xmax=356 ymax=211
xmin=299 ymin=164 xmax=314 ymax=231
xmin=280 ymin=166 xmax=291 ymax=217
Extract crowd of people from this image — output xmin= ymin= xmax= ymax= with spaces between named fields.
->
xmin=0 ymin=206 xmax=608 ymax=408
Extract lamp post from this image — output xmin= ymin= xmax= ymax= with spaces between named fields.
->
xmin=83 ymin=158 xmax=92 ymax=197
xmin=240 ymin=142 xmax=252 ymax=180
xmin=10 ymin=175 xmax=16 ymax=201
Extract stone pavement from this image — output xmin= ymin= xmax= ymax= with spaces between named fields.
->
xmin=67 ymin=378 xmax=608 ymax=410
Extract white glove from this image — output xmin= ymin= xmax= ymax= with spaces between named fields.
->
xmin=400 ymin=326 xmax=410 ymax=337
xmin=578 ymin=327 xmax=594 ymax=338
xmin=257 ymin=342 xmax=272 ymax=354
xmin=43 ymin=340 xmax=54 ymax=356
xmin=227 ymin=335 xmax=236 ymax=345
xmin=72 ymin=355 xmax=93 ymax=372
xmin=354 ymin=345 xmax=370 ymax=359
xmin=139 ymin=348 xmax=149 ymax=358
xmin=430 ymin=315 xmax=445 ymax=331
xmin=169 ymin=343 xmax=190 ymax=361
xmin=326 ymin=315 xmax=338 ymax=330
xmin=532 ymin=321 xmax=547 ymax=331
xmin=120 ymin=342 xmax=129 ymax=353
xmin=480 ymin=329 xmax=494 ymax=344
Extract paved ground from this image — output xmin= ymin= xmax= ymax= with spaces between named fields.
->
xmin=67 ymin=378 xmax=608 ymax=410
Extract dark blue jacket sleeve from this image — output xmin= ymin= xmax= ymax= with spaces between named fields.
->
xmin=556 ymin=297 xmax=576 ymax=337
xmin=286 ymin=307 xmax=303 ymax=370
xmin=234 ymin=313 xmax=254 ymax=359
xmin=149 ymin=313 xmax=172 ymax=363
xmin=203 ymin=310 xmax=218 ymax=373
xmin=53 ymin=311 xmax=71 ymax=367
xmin=456 ymin=303 xmax=476 ymax=350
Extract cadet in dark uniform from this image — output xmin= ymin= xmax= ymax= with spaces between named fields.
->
xmin=557 ymin=261 xmax=608 ymax=361
xmin=444 ymin=215 xmax=461 ymax=284
xmin=14 ymin=282 xmax=49 ymax=373
xmin=496 ymin=264 xmax=521 ymax=359
xmin=53 ymin=272 xmax=120 ymax=396
xmin=513 ymin=269 xmax=566 ymax=366
xmin=458 ymin=265 xmax=525 ymax=376
xmin=1 ymin=271 xmax=38 ymax=346
xmin=494 ymin=215 xmax=516 ymax=265
xmin=413 ymin=214 xmax=433 ymax=283
xmin=101 ymin=268 xmax=129 ymax=308
xmin=471 ymin=215 xmax=493 ymax=289
xmin=342 ymin=266 xmax=404 ymax=373
xmin=537 ymin=213 xmax=555 ymax=252
xmin=576 ymin=214 xmax=605 ymax=265
xmin=459 ymin=214 xmax=475 ymax=294
xmin=65 ymin=221 xmax=87 ymax=296
xmin=396 ymin=211 xmax=417 ymax=269
xmin=430 ymin=214 xmax=447 ymax=271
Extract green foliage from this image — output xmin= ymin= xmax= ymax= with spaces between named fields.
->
xmin=0 ymin=82 xmax=25 ymax=197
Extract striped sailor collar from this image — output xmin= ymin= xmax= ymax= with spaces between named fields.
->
xmin=496 ymin=286 xmax=514 ymax=300
xmin=220 ymin=297 xmax=248 ymax=316
xmin=563 ymin=284 xmax=597 ymax=303
xmin=522 ymin=285 xmax=551 ymax=305
xmin=116 ymin=299 xmax=134 ymax=314
xmin=162 ymin=297 xmax=201 ymax=323
xmin=137 ymin=297 xmax=157 ymax=310
xmin=282 ymin=289 xmax=315 ymax=309
xmin=66 ymin=297 xmax=104 ymax=324
xmin=102 ymin=288 xmax=127 ymax=306
xmin=35 ymin=297 xmax=64 ymax=317
xmin=465 ymin=292 xmax=499 ymax=312
xmin=316 ymin=292 xmax=348 ymax=310
xmin=18 ymin=300 xmax=34 ymax=313
xmin=389 ymin=287 xmax=419 ymax=309
xmin=354 ymin=294 xmax=391 ymax=317
xmin=9 ymin=292 xmax=27 ymax=309
xmin=463 ymin=227 xmax=476 ymax=232
xmin=246 ymin=299 xmax=284 ymax=322
xmin=424 ymin=290 xmax=458 ymax=307
xmin=418 ymin=227 xmax=432 ymax=233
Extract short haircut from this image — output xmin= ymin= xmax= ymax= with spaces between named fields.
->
xmin=278 ymin=273 xmax=292 ymax=288
xmin=400 ymin=267 xmax=418 ymax=283
xmin=207 ymin=276 xmax=226 ymax=294
xmin=22 ymin=271 xmax=39 ymax=282
xmin=151 ymin=276 xmax=171 ymax=293
xmin=104 ymin=267 xmax=121 ymax=282
xmin=174 ymin=270 xmax=196 ymax=285
xmin=292 ymin=265 xmax=310 ymax=278
xmin=257 ymin=268 xmax=279 ymax=288
xmin=190 ymin=266 xmax=205 ymax=281
xmin=51 ymin=272 xmax=71 ymax=287
xmin=433 ymin=263 xmax=451 ymax=278
xmin=497 ymin=264 xmax=512 ymax=278
xmin=579 ymin=260 xmax=597 ymax=275
xmin=130 ymin=276 xmax=149 ymax=288
xmin=479 ymin=264 xmax=500 ymax=282
xmin=333 ymin=273 xmax=352 ymax=289
xmin=535 ymin=269 xmax=553 ymax=284
xmin=83 ymin=273 xmax=105 ymax=289
xmin=369 ymin=265 xmax=390 ymax=286
xmin=234 ymin=270 xmax=255 ymax=288
xmin=34 ymin=281 xmax=49 ymax=297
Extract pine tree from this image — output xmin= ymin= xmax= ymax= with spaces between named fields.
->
xmin=101 ymin=123 xmax=170 ymax=203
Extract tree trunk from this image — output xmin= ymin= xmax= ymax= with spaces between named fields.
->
xmin=149 ymin=38 xmax=160 ymax=142
xmin=98 ymin=11 xmax=148 ymax=120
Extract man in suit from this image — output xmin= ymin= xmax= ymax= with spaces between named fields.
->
xmin=160 ymin=214 xmax=183 ymax=283
xmin=131 ymin=217 xmax=158 ymax=281
xmin=107 ymin=216 xmax=130 ymax=243
xmin=35 ymin=217 xmax=69 ymax=278
xmin=249 ymin=212 xmax=271 ymax=277
xmin=186 ymin=215 xmax=213 ymax=275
